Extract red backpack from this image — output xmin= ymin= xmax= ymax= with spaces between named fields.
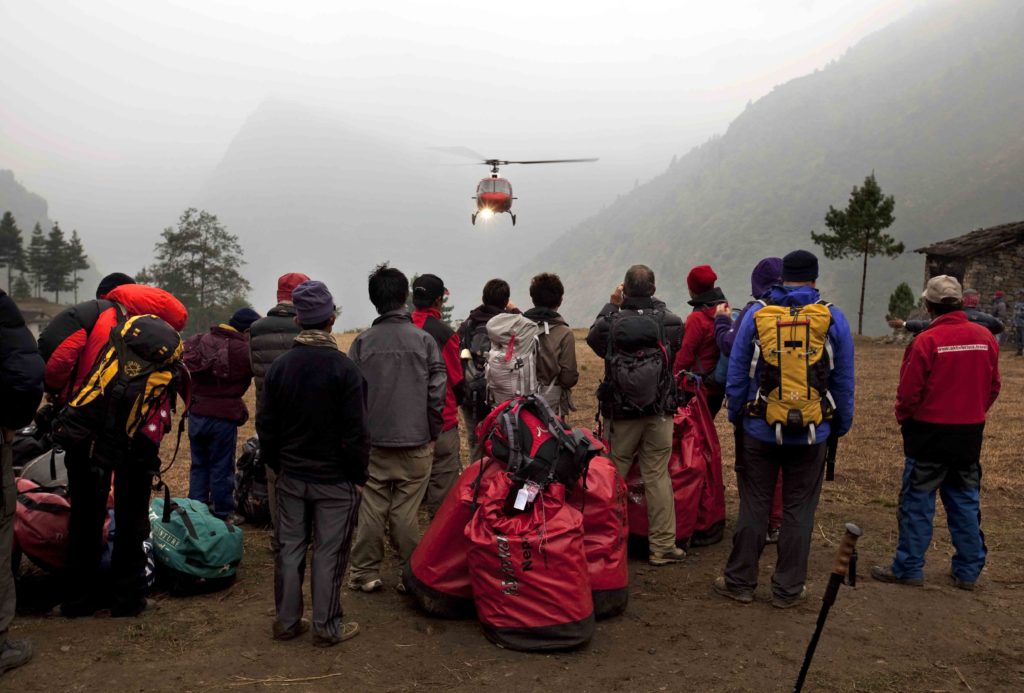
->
xmin=14 ymin=478 xmax=110 ymax=571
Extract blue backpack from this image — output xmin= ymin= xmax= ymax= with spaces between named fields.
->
xmin=149 ymin=496 xmax=243 ymax=594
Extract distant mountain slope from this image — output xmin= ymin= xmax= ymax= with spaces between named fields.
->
xmin=0 ymin=169 xmax=51 ymax=232
xmin=522 ymin=0 xmax=1024 ymax=333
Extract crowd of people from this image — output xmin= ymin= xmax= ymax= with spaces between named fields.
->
xmin=0 ymin=247 xmax=1004 ymax=671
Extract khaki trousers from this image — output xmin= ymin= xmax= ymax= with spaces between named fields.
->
xmin=608 ymin=415 xmax=676 ymax=554
xmin=423 ymin=427 xmax=462 ymax=513
xmin=349 ymin=443 xmax=433 ymax=582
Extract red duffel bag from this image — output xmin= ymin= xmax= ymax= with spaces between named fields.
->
xmin=14 ymin=478 xmax=110 ymax=571
xmin=575 ymin=456 xmax=629 ymax=619
xmin=405 ymin=458 xmax=502 ymax=618
xmin=625 ymin=386 xmax=725 ymax=552
xmin=466 ymin=474 xmax=594 ymax=651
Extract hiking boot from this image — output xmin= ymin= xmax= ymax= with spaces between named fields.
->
xmin=312 ymin=622 xmax=360 ymax=648
xmin=348 ymin=578 xmax=383 ymax=593
xmin=712 ymin=577 xmax=754 ymax=604
xmin=112 ymin=598 xmax=158 ymax=618
xmin=395 ymin=577 xmax=408 ymax=595
xmin=649 ymin=547 xmax=686 ymax=566
xmin=771 ymin=587 xmax=808 ymax=609
xmin=950 ymin=573 xmax=977 ymax=591
xmin=870 ymin=565 xmax=923 ymax=587
xmin=272 ymin=619 xmax=310 ymax=641
xmin=766 ymin=527 xmax=780 ymax=545
xmin=0 ymin=639 xmax=33 ymax=675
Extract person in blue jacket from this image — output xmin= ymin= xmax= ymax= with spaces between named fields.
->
xmin=713 ymin=249 xmax=855 ymax=609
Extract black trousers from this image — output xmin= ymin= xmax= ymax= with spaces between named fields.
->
xmin=724 ymin=433 xmax=826 ymax=599
xmin=64 ymin=444 xmax=154 ymax=614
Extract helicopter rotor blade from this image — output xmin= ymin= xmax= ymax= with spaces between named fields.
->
xmin=501 ymin=158 xmax=599 ymax=165
xmin=431 ymin=146 xmax=490 ymax=162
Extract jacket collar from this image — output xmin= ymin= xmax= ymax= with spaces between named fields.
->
xmin=211 ymin=324 xmax=246 ymax=340
xmin=372 ymin=309 xmax=412 ymax=326
xmin=523 ymin=306 xmax=566 ymax=325
xmin=622 ymin=296 xmax=656 ymax=310
xmin=767 ymin=284 xmax=821 ymax=307
xmin=413 ymin=306 xmax=442 ymax=321
xmin=927 ymin=311 xmax=968 ymax=329
xmin=267 ymin=302 xmax=297 ymax=318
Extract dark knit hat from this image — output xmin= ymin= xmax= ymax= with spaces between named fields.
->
xmin=277 ymin=272 xmax=311 ymax=303
xmin=687 ymin=265 xmax=718 ymax=295
xmin=412 ymin=273 xmax=447 ymax=303
xmin=782 ymin=250 xmax=819 ymax=282
xmin=229 ymin=307 xmax=261 ymax=332
xmin=292 ymin=281 xmax=336 ymax=326
xmin=96 ymin=272 xmax=135 ymax=299
xmin=750 ymin=257 xmax=783 ymax=298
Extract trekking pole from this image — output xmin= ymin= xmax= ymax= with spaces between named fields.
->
xmin=792 ymin=523 xmax=862 ymax=693
xmin=824 ymin=432 xmax=839 ymax=481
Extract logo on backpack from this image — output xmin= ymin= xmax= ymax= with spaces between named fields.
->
xmin=485 ymin=313 xmax=541 ymax=408
xmin=601 ymin=308 xmax=674 ymax=416
xmin=52 ymin=314 xmax=184 ymax=460
xmin=746 ymin=301 xmax=835 ymax=444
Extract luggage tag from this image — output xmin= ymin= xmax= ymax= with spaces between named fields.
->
xmin=513 ymin=481 xmax=542 ymax=511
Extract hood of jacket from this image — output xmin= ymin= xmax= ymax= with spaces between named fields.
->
xmin=767 ymin=284 xmax=821 ymax=307
xmin=523 ymin=306 xmax=568 ymax=327
xmin=107 ymin=284 xmax=188 ymax=331
xmin=467 ymin=304 xmax=504 ymax=324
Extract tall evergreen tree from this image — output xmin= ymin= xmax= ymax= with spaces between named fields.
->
xmin=0 ymin=211 xmax=26 ymax=293
xmin=811 ymin=173 xmax=902 ymax=335
xmin=11 ymin=275 xmax=32 ymax=301
xmin=43 ymin=222 xmax=73 ymax=304
xmin=139 ymin=208 xmax=250 ymax=333
xmin=27 ymin=223 xmax=46 ymax=298
xmin=887 ymin=282 xmax=916 ymax=321
xmin=66 ymin=229 xmax=90 ymax=302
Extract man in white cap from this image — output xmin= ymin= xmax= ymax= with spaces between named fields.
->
xmin=872 ymin=275 xmax=1000 ymax=590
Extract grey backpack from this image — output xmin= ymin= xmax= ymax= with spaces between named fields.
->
xmin=485 ymin=313 xmax=541 ymax=407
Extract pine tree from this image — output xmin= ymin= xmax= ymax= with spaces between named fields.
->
xmin=0 ymin=211 xmax=26 ymax=293
xmin=887 ymin=282 xmax=916 ymax=321
xmin=66 ymin=230 xmax=90 ymax=302
xmin=43 ymin=222 xmax=73 ymax=304
xmin=440 ymin=294 xmax=454 ymax=326
xmin=811 ymin=173 xmax=902 ymax=335
xmin=27 ymin=223 xmax=46 ymax=298
xmin=12 ymin=275 xmax=32 ymax=301
xmin=141 ymin=208 xmax=250 ymax=333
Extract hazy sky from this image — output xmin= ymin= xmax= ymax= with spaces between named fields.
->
xmin=0 ymin=0 xmax=926 ymax=283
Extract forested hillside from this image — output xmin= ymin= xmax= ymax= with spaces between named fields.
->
xmin=525 ymin=0 xmax=1024 ymax=332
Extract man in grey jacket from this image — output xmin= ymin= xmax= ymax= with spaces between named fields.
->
xmin=249 ymin=271 xmax=310 ymax=528
xmin=348 ymin=264 xmax=446 ymax=593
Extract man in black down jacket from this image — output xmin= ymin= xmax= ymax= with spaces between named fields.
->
xmin=256 ymin=280 xmax=368 ymax=647
xmin=0 ymin=290 xmax=45 ymax=675
xmin=249 ymin=271 xmax=309 ymax=527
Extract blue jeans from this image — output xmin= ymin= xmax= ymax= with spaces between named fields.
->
xmin=188 ymin=414 xmax=238 ymax=519
xmin=891 ymin=457 xmax=986 ymax=582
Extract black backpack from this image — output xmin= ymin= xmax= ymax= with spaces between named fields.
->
xmin=234 ymin=437 xmax=271 ymax=526
xmin=462 ymin=319 xmax=492 ymax=419
xmin=601 ymin=308 xmax=674 ymax=417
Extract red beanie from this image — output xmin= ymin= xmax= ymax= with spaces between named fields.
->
xmin=277 ymin=272 xmax=311 ymax=303
xmin=687 ymin=265 xmax=717 ymax=295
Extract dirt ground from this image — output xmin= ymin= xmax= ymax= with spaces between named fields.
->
xmin=8 ymin=336 xmax=1024 ymax=692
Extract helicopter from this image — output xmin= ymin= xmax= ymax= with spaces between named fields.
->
xmin=436 ymin=148 xmax=598 ymax=225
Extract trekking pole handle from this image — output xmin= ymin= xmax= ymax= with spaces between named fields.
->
xmin=832 ymin=523 xmax=862 ymax=578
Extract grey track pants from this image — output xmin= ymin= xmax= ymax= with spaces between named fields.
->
xmin=274 ymin=473 xmax=361 ymax=639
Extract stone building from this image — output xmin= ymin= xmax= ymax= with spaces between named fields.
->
xmin=916 ymin=220 xmax=1024 ymax=300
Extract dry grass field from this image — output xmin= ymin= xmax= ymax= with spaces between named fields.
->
xmin=8 ymin=333 xmax=1024 ymax=692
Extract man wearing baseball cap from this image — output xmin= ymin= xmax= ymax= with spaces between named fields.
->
xmin=256 ymin=280 xmax=368 ymax=646
xmin=872 ymin=275 xmax=1000 ymax=590
xmin=409 ymin=274 xmax=464 ymax=514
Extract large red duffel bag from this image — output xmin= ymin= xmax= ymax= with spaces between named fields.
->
xmin=13 ymin=478 xmax=110 ymax=571
xmin=466 ymin=474 xmax=594 ymax=651
xmin=625 ymin=387 xmax=725 ymax=552
xmin=405 ymin=458 xmax=502 ymax=618
xmin=576 ymin=456 xmax=629 ymax=619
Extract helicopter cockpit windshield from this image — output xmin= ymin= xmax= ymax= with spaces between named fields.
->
xmin=477 ymin=178 xmax=512 ymax=195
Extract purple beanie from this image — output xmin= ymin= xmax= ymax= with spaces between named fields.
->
xmin=292 ymin=281 xmax=336 ymax=325
xmin=750 ymin=257 xmax=783 ymax=298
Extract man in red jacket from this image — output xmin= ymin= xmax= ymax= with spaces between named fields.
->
xmin=410 ymin=274 xmax=463 ymax=514
xmin=183 ymin=308 xmax=258 ymax=521
xmin=674 ymin=264 xmax=727 ymax=417
xmin=872 ymin=276 xmax=1000 ymax=590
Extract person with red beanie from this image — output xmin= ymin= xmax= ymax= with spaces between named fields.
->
xmin=674 ymin=264 xmax=728 ymax=417
xmin=249 ymin=271 xmax=311 ymax=528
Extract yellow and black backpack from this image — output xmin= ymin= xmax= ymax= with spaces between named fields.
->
xmin=746 ymin=300 xmax=835 ymax=445
xmin=52 ymin=314 xmax=184 ymax=464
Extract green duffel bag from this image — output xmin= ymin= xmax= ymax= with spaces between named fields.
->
xmin=149 ymin=496 xmax=243 ymax=595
